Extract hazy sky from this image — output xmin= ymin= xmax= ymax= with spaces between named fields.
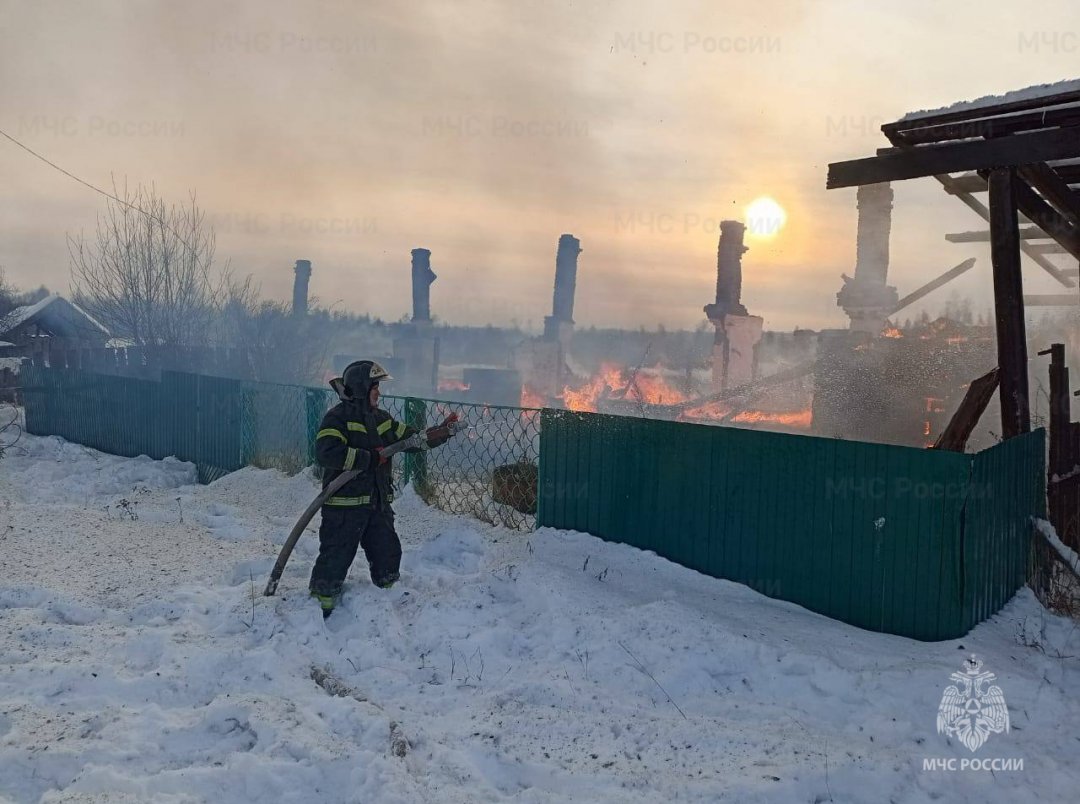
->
xmin=2 ymin=0 xmax=1078 ymax=332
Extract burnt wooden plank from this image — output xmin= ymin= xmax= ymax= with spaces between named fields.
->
xmin=988 ymin=168 xmax=1031 ymax=439
xmin=933 ymin=183 xmax=1074 ymax=287
xmin=1019 ymin=162 xmax=1080 ymax=227
xmin=827 ymin=127 xmax=1080 ymax=189
xmin=946 ymin=227 xmax=1049 ymax=242
xmin=1027 ymin=242 xmax=1071 ymax=255
xmin=1041 ymin=344 xmax=1070 ymax=475
xmin=945 ymin=169 xmax=1080 ymax=202
xmin=891 ymin=258 xmax=976 ymax=314
xmin=1009 ymin=173 xmax=1080 ymax=261
xmin=933 ymin=369 xmax=1000 ymax=452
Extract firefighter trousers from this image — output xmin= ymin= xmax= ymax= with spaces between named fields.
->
xmin=309 ymin=506 xmax=401 ymax=594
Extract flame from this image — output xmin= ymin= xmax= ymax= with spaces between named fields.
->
xmin=520 ymin=385 xmax=546 ymax=408
xmin=437 ymin=379 xmax=470 ymax=392
xmin=561 ymin=363 xmax=691 ymax=411
xmin=624 ymin=373 xmax=690 ymax=406
xmin=680 ymin=400 xmax=733 ymax=421
xmin=731 ymin=409 xmax=813 ymax=428
xmin=882 ymin=326 xmax=903 ymax=339
xmin=679 ymin=402 xmax=812 ymax=429
xmin=559 ymin=363 xmax=629 ymax=412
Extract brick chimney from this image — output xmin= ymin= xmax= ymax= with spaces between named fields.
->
xmin=292 ymin=260 xmax=312 ymax=317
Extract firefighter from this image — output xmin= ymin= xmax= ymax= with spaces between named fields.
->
xmin=308 ymin=359 xmax=450 ymax=617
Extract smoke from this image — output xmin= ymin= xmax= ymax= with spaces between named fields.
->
xmin=1 ymin=0 xmax=1077 ymax=331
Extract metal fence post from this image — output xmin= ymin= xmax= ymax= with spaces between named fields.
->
xmin=404 ymin=397 xmax=428 ymax=494
xmin=305 ymin=388 xmax=325 ymax=466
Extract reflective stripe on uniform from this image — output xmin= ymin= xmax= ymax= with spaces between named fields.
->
xmin=325 ymin=495 xmax=372 ymax=507
xmin=317 ymin=428 xmax=347 ymax=444
xmin=343 ymin=447 xmax=358 ymax=470
xmin=395 ymin=421 xmax=407 ymax=437
xmin=347 ymin=422 xmax=367 ymax=433
xmin=377 ymin=419 xmax=393 ymax=435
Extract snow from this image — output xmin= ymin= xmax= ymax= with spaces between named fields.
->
xmin=0 ymin=294 xmax=110 ymax=339
xmin=900 ymin=77 xmax=1080 ymax=123
xmin=1035 ymin=518 xmax=1080 ymax=578
xmin=2 ymin=434 xmax=1080 ymax=802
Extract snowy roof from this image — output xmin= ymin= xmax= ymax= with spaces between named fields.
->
xmin=0 ymin=294 xmax=110 ymax=338
xmin=899 ymin=77 xmax=1080 ymax=123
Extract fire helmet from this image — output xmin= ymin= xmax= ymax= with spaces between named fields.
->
xmin=341 ymin=360 xmax=392 ymax=401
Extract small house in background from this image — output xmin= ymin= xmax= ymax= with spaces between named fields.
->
xmin=0 ymin=294 xmax=111 ymax=360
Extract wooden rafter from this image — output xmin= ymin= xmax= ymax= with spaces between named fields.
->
xmin=945 ymin=227 xmax=1050 ymax=242
xmin=1007 ymin=172 xmax=1080 ymax=261
xmin=890 ymin=258 xmax=976 ymax=314
xmin=898 ymin=105 xmax=1080 ymax=146
xmin=1019 ymin=162 xmax=1080 ymax=227
xmin=828 ymin=128 xmax=1080 ymax=189
xmin=882 ymin=88 xmax=1080 ymax=137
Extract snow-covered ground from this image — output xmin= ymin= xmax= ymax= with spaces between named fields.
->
xmin=2 ymin=432 xmax=1079 ymax=803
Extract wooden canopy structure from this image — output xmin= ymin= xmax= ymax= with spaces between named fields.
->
xmin=827 ymin=80 xmax=1080 ymax=441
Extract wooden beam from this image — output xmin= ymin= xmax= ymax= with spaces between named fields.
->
xmin=946 ymin=227 xmax=1050 ymax=242
xmin=1027 ymin=242 xmax=1071 ymax=255
xmin=891 ymin=258 xmax=977 ymax=314
xmin=1024 ymin=295 xmax=1080 ymax=306
xmin=1009 ymin=173 xmax=1080 ymax=261
xmin=898 ymin=105 xmax=1080 ymax=145
xmin=943 ymin=173 xmax=989 ymax=194
xmin=827 ymin=127 xmax=1080 ymax=189
xmin=938 ymin=181 xmax=1075 ymax=286
xmin=1038 ymin=344 xmax=1070 ymax=476
xmin=945 ymin=169 xmax=1080 ymax=201
xmin=880 ymin=133 xmax=1075 ymax=287
xmin=933 ymin=368 xmax=999 ymax=452
xmin=988 ymin=167 xmax=1031 ymax=439
xmin=883 ymin=88 xmax=1080 ymax=137
xmin=1019 ymin=162 xmax=1080 ymax=227
xmin=1055 ymin=163 xmax=1080 ymax=184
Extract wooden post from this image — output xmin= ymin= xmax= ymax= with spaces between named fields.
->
xmin=1039 ymin=344 xmax=1070 ymax=543
xmin=988 ymin=167 xmax=1031 ymax=438
xmin=1040 ymin=344 xmax=1070 ymax=474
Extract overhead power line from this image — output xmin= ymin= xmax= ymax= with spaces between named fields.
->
xmin=0 ymin=127 xmax=202 ymax=257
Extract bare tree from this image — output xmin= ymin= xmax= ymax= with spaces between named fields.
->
xmin=68 ymin=182 xmax=230 ymax=347
xmin=0 ymin=268 xmax=17 ymax=320
xmin=218 ymin=278 xmax=331 ymax=384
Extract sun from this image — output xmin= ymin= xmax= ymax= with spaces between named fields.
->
xmin=745 ymin=196 xmax=787 ymax=238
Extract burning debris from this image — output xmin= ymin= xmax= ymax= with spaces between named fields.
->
xmin=812 ymin=318 xmax=996 ymax=448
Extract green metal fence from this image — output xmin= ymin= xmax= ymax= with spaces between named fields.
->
xmin=537 ymin=409 xmax=1045 ymax=641
xmin=21 ymin=365 xmax=540 ymax=529
xmin=21 ymin=367 xmax=245 ymax=483
xmin=239 ymin=378 xmax=540 ymax=529
xmin=20 ymin=365 xmax=1046 ymax=639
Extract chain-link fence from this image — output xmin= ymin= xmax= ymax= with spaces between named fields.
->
xmin=240 ymin=380 xmax=541 ymax=530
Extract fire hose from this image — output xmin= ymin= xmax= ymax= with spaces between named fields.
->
xmin=263 ymin=413 xmax=465 ymax=596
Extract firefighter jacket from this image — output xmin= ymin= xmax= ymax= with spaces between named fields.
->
xmin=314 ymin=401 xmax=419 ymax=510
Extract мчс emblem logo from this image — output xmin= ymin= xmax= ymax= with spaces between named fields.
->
xmin=936 ymin=655 xmax=1010 ymax=752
